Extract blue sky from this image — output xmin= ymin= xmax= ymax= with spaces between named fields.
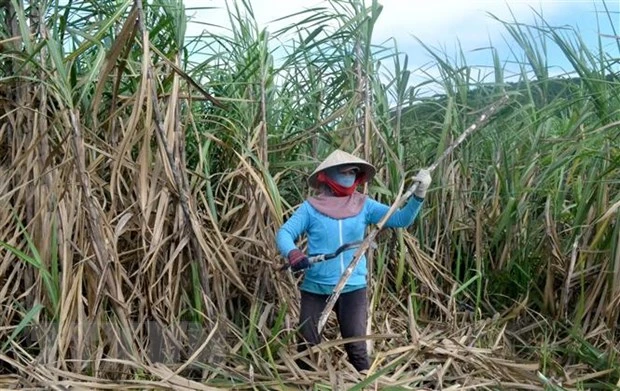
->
xmin=185 ymin=1 xmax=619 ymax=92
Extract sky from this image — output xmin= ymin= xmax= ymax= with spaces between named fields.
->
xmin=183 ymin=1 xmax=620 ymax=92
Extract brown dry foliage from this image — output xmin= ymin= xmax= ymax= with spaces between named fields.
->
xmin=1 ymin=1 xmax=619 ymax=390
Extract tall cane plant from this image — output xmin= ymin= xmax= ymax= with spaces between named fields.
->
xmin=0 ymin=0 xmax=618 ymax=388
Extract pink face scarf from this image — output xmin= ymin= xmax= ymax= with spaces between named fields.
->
xmin=307 ymin=191 xmax=367 ymax=219
xmin=307 ymin=172 xmax=368 ymax=219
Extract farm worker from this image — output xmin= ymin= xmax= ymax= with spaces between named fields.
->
xmin=275 ymin=149 xmax=432 ymax=371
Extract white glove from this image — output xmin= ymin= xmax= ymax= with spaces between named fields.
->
xmin=412 ymin=169 xmax=432 ymax=199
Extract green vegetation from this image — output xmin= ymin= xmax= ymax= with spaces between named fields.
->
xmin=0 ymin=0 xmax=618 ymax=388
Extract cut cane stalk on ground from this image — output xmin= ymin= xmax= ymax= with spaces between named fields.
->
xmin=317 ymin=94 xmax=511 ymax=335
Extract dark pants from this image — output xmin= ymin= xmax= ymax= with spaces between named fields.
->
xmin=297 ymin=288 xmax=369 ymax=371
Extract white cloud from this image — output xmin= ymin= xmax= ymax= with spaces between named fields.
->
xmin=183 ymin=0 xmax=616 ymax=91
xmin=184 ymin=1 xmax=595 ymax=57
xmin=184 ymin=0 xmax=327 ymax=37
xmin=185 ymin=0 xmax=579 ymax=40
xmin=372 ymin=1 xmax=594 ymax=58
xmin=372 ymin=0 xmax=567 ymax=40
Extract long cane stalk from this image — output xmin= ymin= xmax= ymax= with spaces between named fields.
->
xmin=317 ymin=94 xmax=511 ymax=335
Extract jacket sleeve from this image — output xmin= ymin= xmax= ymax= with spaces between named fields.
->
xmin=276 ymin=202 xmax=310 ymax=257
xmin=365 ymin=196 xmax=423 ymax=228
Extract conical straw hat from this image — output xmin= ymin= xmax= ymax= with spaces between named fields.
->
xmin=308 ymin=149 xmax=376 ymax=188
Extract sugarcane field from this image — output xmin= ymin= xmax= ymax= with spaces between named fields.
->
xmin=1 ymin=0 xmax=619 ymax=389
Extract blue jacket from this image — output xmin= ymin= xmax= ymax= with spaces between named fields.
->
xmin=276 ymin=196 xmax=423 ymax=290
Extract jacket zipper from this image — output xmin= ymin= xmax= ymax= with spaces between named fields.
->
xmin=339 ymin=220 xmax=344 ymax=273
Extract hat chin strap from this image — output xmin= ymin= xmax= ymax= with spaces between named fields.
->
xmin=317 ymin=172 xmax=366 ymax=197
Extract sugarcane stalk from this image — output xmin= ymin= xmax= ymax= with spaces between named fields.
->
xmin=317 ymin=94 xmax=511 ymax=335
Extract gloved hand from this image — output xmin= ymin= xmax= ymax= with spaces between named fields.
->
xmin=287 ymin=249 xmax=311 ymax=272
xmin=412 ymin=169 xmax=432 ymax=199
